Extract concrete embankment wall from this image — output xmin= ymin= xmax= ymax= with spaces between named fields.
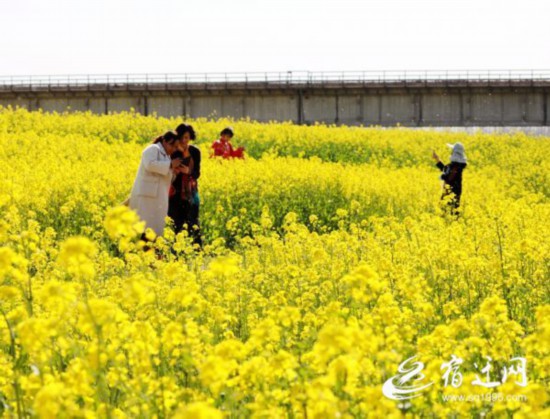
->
xmin=1 ymin=81 xmax=548 ymax=127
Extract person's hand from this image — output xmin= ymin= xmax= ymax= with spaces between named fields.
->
xmin=171 ymin=158 xmax=182 ymax=169
xmin=432 ymin=150 xmax=440 ymax=162
xmin=173 ymin=165 xmax=188 ymax=174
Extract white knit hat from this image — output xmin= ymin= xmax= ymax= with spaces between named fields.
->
xmin=447 ymin=142 xmax=467 ymax=163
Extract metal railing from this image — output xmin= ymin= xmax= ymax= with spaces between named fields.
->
xmin=1 ymin=70 xmax=549 ymax=88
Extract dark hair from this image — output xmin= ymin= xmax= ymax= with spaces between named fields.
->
xmin=152 ymin=130 xmax=179 ymax=144
xmin=220 ymin=127 xmax=234 ymax=137
xmin=175 ymin=123 xmax=196 ymax=141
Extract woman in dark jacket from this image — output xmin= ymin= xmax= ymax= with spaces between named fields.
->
xmin=432 ymin=142 xmax=467 ymax=215
xmin=168 ymin=123 xmax=202 ymax=247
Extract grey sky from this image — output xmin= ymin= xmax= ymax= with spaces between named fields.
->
xmin=1 ymin=0 xmax=549 ymax=76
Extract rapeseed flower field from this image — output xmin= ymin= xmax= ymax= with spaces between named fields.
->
xmin=0 ymin=108 xmax=548 ymax=417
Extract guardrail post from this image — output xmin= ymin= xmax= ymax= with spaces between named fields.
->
xmin=297 ymin=89 xmax=304 ymax=124
xmin=543 ymin=89 xmax=548 ymax=126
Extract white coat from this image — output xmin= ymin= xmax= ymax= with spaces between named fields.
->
xmin=129 ymin=143 xmax=173 ymax=237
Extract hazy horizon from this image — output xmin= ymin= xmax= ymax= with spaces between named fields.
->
xmin=2 ymin=0 xmax=550 ymax=76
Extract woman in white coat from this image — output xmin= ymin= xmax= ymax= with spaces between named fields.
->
xmin=129 ymin=131 xmax=182 ymax=237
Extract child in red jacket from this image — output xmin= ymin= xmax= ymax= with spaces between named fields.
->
xmin=211 ymin=127 xmax=245 ymax=158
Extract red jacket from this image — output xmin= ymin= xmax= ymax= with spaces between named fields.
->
xmin=211 ymin=139 xmax=244 ymax=159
